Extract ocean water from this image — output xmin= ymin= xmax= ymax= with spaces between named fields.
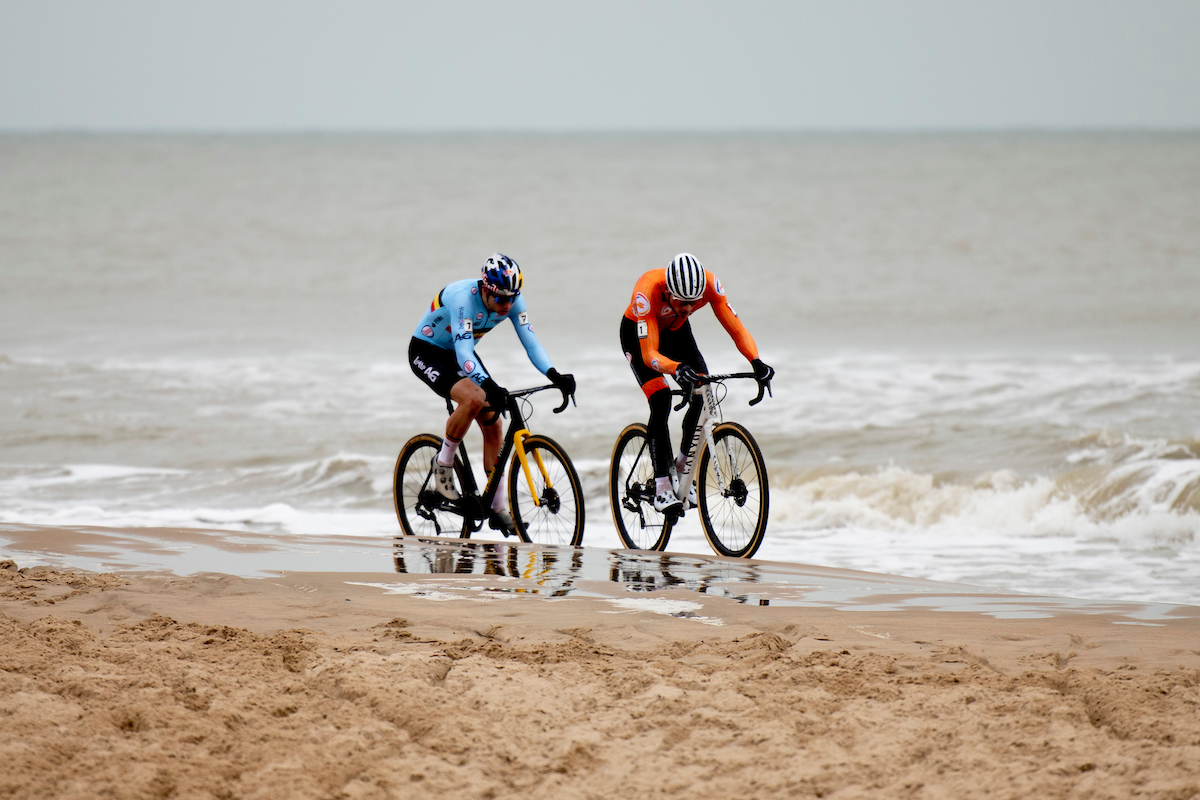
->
xmin=2 ymin=133 xmax=1198 ymax=605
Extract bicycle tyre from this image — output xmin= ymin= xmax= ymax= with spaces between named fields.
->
xmin=508 ymin=434 xmax=585 ymax=547
xmin=608 ymin=423 xmax=674 ymax=551
xmin=697 ymin=421 xmax=768 ymax=558
xmin=393 ymin=434 xmax=472 ymax=539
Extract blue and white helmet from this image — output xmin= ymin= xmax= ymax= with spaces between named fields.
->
xmin=666 ymin=253 xmax=706 ymax=302
xmin=481 ymin=253 xmax=523 ymax=297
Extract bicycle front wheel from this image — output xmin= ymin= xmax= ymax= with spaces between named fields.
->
xmin=608 ymin=423 xmax=673 ymax=551
xmin=393 ymin=434 xmax=472 ymax=539
xmin=509 ymin=434 xmax=585 ymax=546
xmin=697 ymin=422 xmax=768 ymax=558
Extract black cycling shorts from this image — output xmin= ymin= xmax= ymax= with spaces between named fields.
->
xmin=408 ymin=337 xmax=487 ymax=399
xmin=619 ymin=316 xmax=708 ymax=394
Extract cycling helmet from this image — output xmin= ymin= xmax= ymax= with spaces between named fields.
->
xmin=665 ymin=253 xmax=706 ymax=302
xmin=481 ymin=253 xmax=523 ymax=297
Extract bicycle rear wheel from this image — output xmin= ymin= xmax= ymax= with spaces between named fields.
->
xmin=393 ymin=434 xmax=472 ymax=539
xmin=509 ymin=434 xmax=585 ymax=546
xmin=608 ymin=423 xmax=674 ymax=551
xmin=697 ymin=422 xmax=768 ymax=558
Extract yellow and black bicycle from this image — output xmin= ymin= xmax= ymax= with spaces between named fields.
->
xmin=393 ymin=384 xmax=584 ymax=546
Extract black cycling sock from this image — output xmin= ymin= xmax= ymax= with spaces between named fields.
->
xmin=647 ymin=389 xmax=673 ymax=478
xmin=679 ymin=392 xmax=703 ymax=464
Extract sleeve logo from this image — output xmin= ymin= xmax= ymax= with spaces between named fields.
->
xmin=464 ymin=360 xmax=476 ymax=373
xmin=714 ymin=276 xmax=725 ymax=295
xmin=421 ymin=325 xmax=434 ymax=337
xmin=634 ymin=292 xmax=650 ymax=316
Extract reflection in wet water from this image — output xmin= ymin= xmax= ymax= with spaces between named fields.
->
xmin=393 ymin=537 xmax=585 ymax=597
xmin=391 ymin=536 xmax=1196 ymax=623
xmin=393 ymin=536 xmax=774 ymax=604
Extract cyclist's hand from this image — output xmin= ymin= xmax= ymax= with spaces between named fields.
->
xmin=480 ymin=378 xmax=508 ymax=412
xmin=751 ymin=358 xmax=775 ymax=385
xmin=675 ymin=363 xmax=700 ymax=394
xmin=546 ymin=368 xmax=576 ymax=398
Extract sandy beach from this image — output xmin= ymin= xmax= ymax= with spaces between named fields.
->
xmin=3 ymin=525 xmax=1199 ymax=799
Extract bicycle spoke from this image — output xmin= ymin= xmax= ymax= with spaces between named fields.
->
xmin=698 ymin=423 xmax=768 ymax=558
xmin=510 ymin=436 xmax=585 ymax=547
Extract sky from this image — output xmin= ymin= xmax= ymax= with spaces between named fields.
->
xmin=1 ymin=0 xmax=1199 ymax=131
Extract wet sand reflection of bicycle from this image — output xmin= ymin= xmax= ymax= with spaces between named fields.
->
xmin=392 ymin=537 xmax=772 ymax=605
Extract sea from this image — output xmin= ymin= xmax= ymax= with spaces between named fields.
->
xmin=2 ymin=132 xmax=1198 ymax=605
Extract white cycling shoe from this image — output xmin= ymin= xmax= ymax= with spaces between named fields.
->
xmin=669 ymin=465 xmax=698 ymax=509
xmin=431 ymin=457 xmax=460 ymax=500
xmin=653 ymin=490 xmax=683 ymax=515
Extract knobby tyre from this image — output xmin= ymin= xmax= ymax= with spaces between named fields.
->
xmin=697 ymin=421 xmax=768 ymax=558
xmin=393 ymin=434 xmax=472 ymax=538
xmin=608 ymin=423 xmax=673 ymax=551
xmin=509 ymin=434 xmax=585 ymax=546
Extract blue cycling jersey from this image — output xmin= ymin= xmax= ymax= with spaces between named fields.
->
xmin=412 ymin=279 xmax=553 ymax=385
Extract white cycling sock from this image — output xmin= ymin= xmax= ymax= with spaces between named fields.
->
xmin=438 ymin=434 xmax=461 ymax=467
xmin=491 ymin=478 xmax=507 ymax=512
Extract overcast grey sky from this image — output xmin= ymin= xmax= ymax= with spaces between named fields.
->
xmin=2 ymin=0 xmax=1198 ymax=131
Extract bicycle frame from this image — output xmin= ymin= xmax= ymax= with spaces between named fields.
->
xmin=431 ymin=385 xmax=567 ymax=525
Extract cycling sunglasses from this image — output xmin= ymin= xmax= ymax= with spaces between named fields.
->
xmin=486 ymin=287 xmax=519 ymax=304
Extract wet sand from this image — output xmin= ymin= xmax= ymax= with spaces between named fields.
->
xmin=3 ymin=523 xmax=1200 ymax=799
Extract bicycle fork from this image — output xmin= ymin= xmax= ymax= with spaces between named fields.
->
xmin=511 ymin=429 xmax=553 ymax=507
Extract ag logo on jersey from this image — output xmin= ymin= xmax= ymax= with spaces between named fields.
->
xmin=634 ymin=292 xmax=650 ymax=317
xmin=636 ymin=320 xmax=648 ymax=339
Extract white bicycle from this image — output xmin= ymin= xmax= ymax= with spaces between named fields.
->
xmin=608 ymin=373 xmax=771 ymax=558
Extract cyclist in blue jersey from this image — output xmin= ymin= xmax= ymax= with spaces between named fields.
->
xmin=408 ymin=253 xmax=576 ymax=535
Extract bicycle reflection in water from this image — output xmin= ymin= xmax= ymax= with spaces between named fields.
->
xmin=391 ymin=537 xmax=772 ymax=605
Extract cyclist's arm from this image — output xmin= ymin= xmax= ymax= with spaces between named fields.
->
xmin=708 ymin=275 xmax=760 ymax=362
xmin=509 ymin=295 xmax=554 ymax=375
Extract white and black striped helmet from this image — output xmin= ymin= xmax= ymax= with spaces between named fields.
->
xmin=665 ymin=253 xmax=706 ymax=302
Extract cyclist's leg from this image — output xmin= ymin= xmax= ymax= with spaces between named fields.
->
xmin=665 ymin=322 xmax=709 ymax=472
xmin=409 ymin=338 xmax=478 ymax=497
xmin=408 ymin=337 xmax=494 ymax=466
xmin=621 ymin=318 xmax=678 ymax=508
xmin=478 ymin=405 xmax=505 ymax=510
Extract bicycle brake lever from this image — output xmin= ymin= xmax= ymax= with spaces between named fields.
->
xmin=553 ymin=389 xmax=572 ymax=414
xmin=749 ymin=380 xmax=768 ymax=406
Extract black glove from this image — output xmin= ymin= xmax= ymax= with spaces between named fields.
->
xmin=480 ymin=377 xmax=508 ymax=411
xmin=546 ymin=367 xmax=576 ymax=397
xmin=751 ymin=358 xmax=774 ymax=385
xmin=675 ymin=363 xmax=700 ymax=394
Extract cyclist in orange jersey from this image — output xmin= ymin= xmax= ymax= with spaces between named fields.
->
xmin=620 ymin=253 xmax=774 ymax=515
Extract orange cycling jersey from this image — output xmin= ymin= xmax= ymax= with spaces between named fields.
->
xmin=623 ymin=268 xmax=759 ymax=376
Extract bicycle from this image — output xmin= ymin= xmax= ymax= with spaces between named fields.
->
xmin=393 ymin=383 xmax=585 ymax=547
xmin=609 ymin=373 xmax=771 ymax=558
